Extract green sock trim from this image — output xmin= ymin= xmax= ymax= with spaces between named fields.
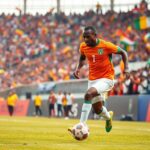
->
xmin=84 ymin=100 xmax=91 ymax=104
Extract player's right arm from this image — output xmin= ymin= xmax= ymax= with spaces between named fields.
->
xmin=73 ymin=54 xmax=86 ymax=79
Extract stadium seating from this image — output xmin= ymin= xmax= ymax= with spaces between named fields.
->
xmin=0 ymin=9 xmax=149 ymax=94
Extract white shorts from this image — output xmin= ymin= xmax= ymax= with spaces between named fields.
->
xmin=88 ymin=78 xmax=114 ymax=103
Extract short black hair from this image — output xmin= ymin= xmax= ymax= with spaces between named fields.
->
xmin=84 ymin=26 xmax=97 ymax=34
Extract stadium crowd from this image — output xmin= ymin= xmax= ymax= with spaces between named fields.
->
xmin=0 ymin=1 xmax=149 ymax=94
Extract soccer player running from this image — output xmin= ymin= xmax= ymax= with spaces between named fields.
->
xmin=69 ymin=26 xmax=130 ymax=133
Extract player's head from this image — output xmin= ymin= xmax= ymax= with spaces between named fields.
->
xmin=83 ymin=26 xmax=97 ymax=47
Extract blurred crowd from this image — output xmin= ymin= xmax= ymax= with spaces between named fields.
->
xmin=110 ymin=65 xmax=150 ymax=95
xmin=0 ymin=0 xmax=149 ymax=94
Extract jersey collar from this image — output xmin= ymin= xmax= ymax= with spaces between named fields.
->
xmin=96 ymin=38 xmax=100 ymax=46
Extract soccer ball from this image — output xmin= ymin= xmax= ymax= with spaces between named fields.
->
xmin=72 ymin=122 xmax=89 ymax=141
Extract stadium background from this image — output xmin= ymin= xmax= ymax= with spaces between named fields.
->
xmin=0 ymin=1 xmax=150 ymax=150
xmin=0 ymin=0 xmax=150 ymax=120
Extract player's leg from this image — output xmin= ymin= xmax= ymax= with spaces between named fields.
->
xmin=92 ymin=95 xmax=111 ymax=119
xmin=69 ymin=81 xmax=99 ymax=129
xmin=68 ymin=87 xmax=98 ymax=135
xmin=80 ymin=87 xmax=99 ymax=123
xmin=92 ymin=96 xmax=113 ymax=132
xmin=68 ymin=78 xmax=114 ymax=135
xmin=91 ymin=78 xmax=114 ymax=132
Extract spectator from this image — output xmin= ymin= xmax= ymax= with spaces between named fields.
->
xmin=56 ymin=91 xmax=63 ymax=117
xmin=139 ymin=0 xmax=148 ymax=14
xmin=131 ymin=5 xmax=140 ymax=14
xmin=62 ymin=91 xmax=69 ymax=119
xmin=34 ymin=93 xmax=42 ymax=116
xmin=124 ymin=76 xmax=133 ymax=95
xmin=96 ymin=2 xmax=102 ymax=15
xmin=66 ymin=92 xmax=74 ymax=117
xmin=138 ymin=74 xmax=148 ymax=94
xmin=48 ymin=90 xmax=56 ymax=117
xmin=7 ymin=90 xmax=18 ymax=116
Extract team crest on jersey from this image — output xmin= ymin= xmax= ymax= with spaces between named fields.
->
xmin=98 ymin=49 xmax=103 ymax=55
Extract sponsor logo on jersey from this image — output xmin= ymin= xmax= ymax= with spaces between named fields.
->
xmin=98 ymin=49 xmax=103 ymax=55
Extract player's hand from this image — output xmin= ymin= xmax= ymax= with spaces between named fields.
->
xmin=123 ymin=68 xmax=130 ymax=79
xmin=73 ymin=69 xmax=80 ymax=79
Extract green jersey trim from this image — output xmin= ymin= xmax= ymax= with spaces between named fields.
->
xmin=109 ymin=54 xmax=112 ymax=63
xmin=117 ymin=46 xmax=121 ymax=52
xmin=96 ymin=39 xmax=100 ymax=46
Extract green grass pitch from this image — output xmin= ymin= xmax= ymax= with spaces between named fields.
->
xmin=0 ymin=116 xmax=150 ymax=150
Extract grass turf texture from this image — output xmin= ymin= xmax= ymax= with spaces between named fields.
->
xmin=0 ymin=116 xmax=150 ymax=150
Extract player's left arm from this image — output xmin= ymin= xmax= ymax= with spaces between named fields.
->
xmin=115 ymin=47 xmax=130 ymax=78
xmin=105 ymin=41 xmax=130 ymax=78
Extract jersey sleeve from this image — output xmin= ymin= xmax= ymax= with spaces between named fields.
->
xmin=105 ymin=41 xmax=118 ymax=54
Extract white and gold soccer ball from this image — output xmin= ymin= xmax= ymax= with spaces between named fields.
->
xmin=71 ymin=122 xmax=89 ymax=141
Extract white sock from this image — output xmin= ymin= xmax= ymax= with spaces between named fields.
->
xmin=80 ymin=103 xmax=92 ymax=123
xmin=100 ymin=106 xmax=110 ymax=120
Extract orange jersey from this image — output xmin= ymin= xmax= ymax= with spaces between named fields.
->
xmin=80 ymin=39 xmax=119 ymax=80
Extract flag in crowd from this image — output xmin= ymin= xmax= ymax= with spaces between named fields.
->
xmin=134 ymin=16 xmax=150 ymax=30
xmin=120 ymin=36 xmax=136 ymax=51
